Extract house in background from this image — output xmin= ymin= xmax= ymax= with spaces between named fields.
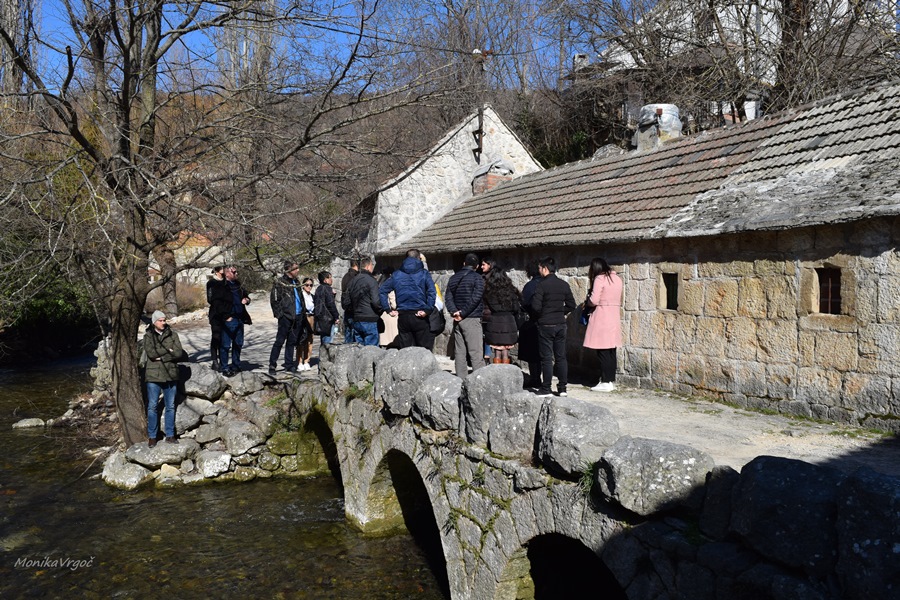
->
xmin=380 ymin=80 xmax=900 ymax=432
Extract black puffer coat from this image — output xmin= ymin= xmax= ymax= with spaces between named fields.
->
xmin=483 ymin=285 xmax=520 ymax=346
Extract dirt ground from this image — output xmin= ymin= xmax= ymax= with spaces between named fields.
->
xmin=171 ymin=294 xmax=900 ymax=478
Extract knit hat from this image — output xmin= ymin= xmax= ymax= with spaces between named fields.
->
xmin=151 ymin=310 xmax=167 ymax=323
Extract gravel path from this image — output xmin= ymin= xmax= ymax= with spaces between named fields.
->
xmin=170 ymin=294 xmax=900 ymax=478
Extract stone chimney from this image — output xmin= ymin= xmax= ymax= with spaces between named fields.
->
xmin=472 ymin=160 xmax=514 ymax=195
xmin=633 ymin=104 xmax=682 ymax=152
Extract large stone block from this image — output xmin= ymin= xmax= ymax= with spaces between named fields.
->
xmin=125 ymin=438 xmax=200 ymax=468
xmin=756 ymin=320 xmax=799 ymax=363
xmin=226 ymin=370 xmax=264 ymax=396
xmin=738 ymin=277 xmax=767 ymax=319
xmin=724 ymin=318 xmax=757 ymax=361
xmin=765 ymin=276 xmax=798 ymax=319
xmin=349 ymin=345 xmax=388 ymax=388
xmin=183 ymin=363 xmax=227 ymax=400
xmin=487 ymin=391 xmax=542 ymax=459
xmin=174 ymin=402 xmax=202 ymax=434
xmin=195 ymin=449 xmax=231 ymax=477
xmin=596 ymin=436 xmax=713 ymax=516
xmin=461 ymin=364 xmax=523 ymax=446
xmin=374 ymin=346 xmax=439 ymax=417
xmin=705 ymin=279 xmax=739 ymax=317
xmin=537 ymin=396 xmax=620 ymax=479
xmin=221 ymin=420 xmax=266 ymax=456
xmin=835 ymin=467 xmax=900 ymax=599
xmin=412 ymin=371 xmax=462 ymax=431
xmin=730 ymin=456 xmax=845 ymax=577
xmin=101 ymin=450 xmax=154 ymax=490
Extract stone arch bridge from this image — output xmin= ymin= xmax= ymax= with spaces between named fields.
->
xmin=274 ymin=344 xmax=896 ymax=600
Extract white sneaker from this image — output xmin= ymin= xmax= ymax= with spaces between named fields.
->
xmin=591 ymin=382 xmax=615 ymax=392
xmin=301 ymin=363 xmax=311 ymax=371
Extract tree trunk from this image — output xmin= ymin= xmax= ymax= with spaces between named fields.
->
xmin=109 ymin=272 xmax=149 ymax=447
xmin=156 ymin=244 xmax=178 ymax=316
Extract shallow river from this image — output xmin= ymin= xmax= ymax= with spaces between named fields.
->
xmin=0 ymin=359 xmax=446 ymax=599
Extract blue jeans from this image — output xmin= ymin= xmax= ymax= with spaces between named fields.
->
xmin=147 ymin=381 xmax=176 ymax=439
xmin=351 ymin=320 xmax=379 ymax=346
xmin=220 ymin=318 xmax=244 ymax=370
xmin=343 ymin=317 xmax=354 ymax=343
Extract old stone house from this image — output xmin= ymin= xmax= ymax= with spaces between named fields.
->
xmin=378 ymin=80 xmax=900 ymax=432
xmin=352 ymin=105 xmax=542 ymax=258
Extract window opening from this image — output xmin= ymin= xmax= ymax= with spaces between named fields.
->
xmin=662 ymin=272 xmax=678 ymax=310
xmin=816 ymin=268 xmax=842 ymax=314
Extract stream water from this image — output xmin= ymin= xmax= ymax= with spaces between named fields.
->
xmin=0 ymin=359 xmax=446 ymax=599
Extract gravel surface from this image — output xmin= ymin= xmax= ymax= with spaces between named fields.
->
xmin=170 ymin=294 xmax=900 ymax=478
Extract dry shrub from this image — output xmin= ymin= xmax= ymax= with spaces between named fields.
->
xmin=145 ymin=282 xmax=207 ymax=315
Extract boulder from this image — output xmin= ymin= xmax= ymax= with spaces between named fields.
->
xmin=596 ymin=436 xmax=714 ymax=516
xmin=195 ymin=449 xmax=232 ymax=477
xmin=242 ymin=398 xmax=280 ymax=437
xmin=174 ymin=403 xmax=202 ymax=434
xmin=12 ymin=418 xmax=45 ymax=428
xmin=124 ymin=438 xmax=200 ymax=468
xmin=227 ymin=370 xmax=264 ymax=396
xmin=193 ymin=423 xmax=220 ymax=444
xmin=375 ymin=347 xmax=440 ymax=417
xmin=487 ymin=392 xmax=542 ymax=459
xmin=184 ymin=396 xmax=218 ymax=416
xmin=730 ymin=456 xmax=845 ymax=577
xmin=537 ymin=396 xmax=620 ymax=479
xmin=349 ymin=345 xmax=389 ymax=388
xmin=412 ymin=371 xmax=463 ymax=431
xmin=320 ymin=344 xmax=360 ymax=390
xmin=221 ymin=420 xmax=266 ymax=456
xmin=183 ymin=364 xmax=227 ymax=400
xmin=101 ymin=451 xmax=154 ymax=490
xmin=461 ymin=364 xmax=523 ymax=446
xmin=835 ymin=467 xmax=900 ymax=598
xmin=699 ymin=465 xmax=740 ymax=540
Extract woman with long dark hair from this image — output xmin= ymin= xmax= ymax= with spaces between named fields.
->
xmin=482 ymin=265 xmax=521 ymax=363
xmin=583 ymin=258 xmax=623 ymax=392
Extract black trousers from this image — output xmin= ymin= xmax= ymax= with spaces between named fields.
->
xmin=538 ymin=323 xmax=567 ymax=393
xmin=597 ymin=348 xmax=617 ymax=383
xmin=398 ymin=311 xmax=435 ymax=351
xmin=269 ymin=316 xmax=303 ymax=368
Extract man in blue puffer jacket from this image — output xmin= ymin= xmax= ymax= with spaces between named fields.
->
xmin=380 ymin=249 xmax=437 ymax=350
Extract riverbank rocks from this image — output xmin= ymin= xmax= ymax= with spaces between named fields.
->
xmin=12 ymin=418 xmax=45 ymax=428
xmin=102 ymin=451 xmax=155 ymax=490
xmin=184 ymin=364 xmax=227 ymax=399
xmin=221 ymin=420 xmax=266 ymax=455
xmin=537 ymin=396 xmax=620 ymax=479
xmin=125 ymin=438 xmax=201 ymax=469
xmin=196 ymin=450 xmax=232 ymax=477
xmin=596 ymin=436 xmax=714 ymax=516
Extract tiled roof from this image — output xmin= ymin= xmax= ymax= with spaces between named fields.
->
xmin=394 ymin=80 xmax=900 ymax=254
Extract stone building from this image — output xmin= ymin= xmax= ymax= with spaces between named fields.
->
xmin=357 ymin=105 xmax=542 ymax=257
xmin=379 ymin=80 xmax=900 ymax=432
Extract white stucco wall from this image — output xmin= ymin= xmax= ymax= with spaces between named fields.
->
xmin=368 ymin=106 xmax=542 ymax=254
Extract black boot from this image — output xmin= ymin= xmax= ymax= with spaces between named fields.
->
xmin=211 ymin=358 xmax=220 ymax=372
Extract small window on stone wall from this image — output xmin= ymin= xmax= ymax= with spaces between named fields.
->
xmin=816 ymin=267 xmax=842 ymax=314
xmin=662 ymin=273 xmax=679 ymax=310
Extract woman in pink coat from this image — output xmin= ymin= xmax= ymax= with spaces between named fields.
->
xmin=583 ymin=257 xmax=623 ymax=392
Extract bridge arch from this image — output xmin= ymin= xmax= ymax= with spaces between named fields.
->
xmin=293 ymin=406 xmax=343 ymax=483
xmin=495 ymin=533 xmax=626 ymax=600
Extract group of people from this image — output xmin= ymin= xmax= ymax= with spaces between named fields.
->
xmin=267 ymin=261 xmax=340 ymax=375
xmin=140 ymin=252 xmax=623 ymax=446
xmin=338 ymin=250 xmax=624 ymax=399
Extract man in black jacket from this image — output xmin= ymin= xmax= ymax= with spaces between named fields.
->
xmin=532 ymin=256 xmax=576 ymax=397
xmin=210 ymin=265 xmax=252 ymax=376
xmin=341 ymin=257 xmax=382 ymax=346
xmin=445 ymin=253 xmax=485 ymax=377
xmin=268 ymin=261 xmax=304 ymax=375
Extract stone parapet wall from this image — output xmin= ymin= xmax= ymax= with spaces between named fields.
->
xmin=423 ymin=217 xmax=900 ymax=431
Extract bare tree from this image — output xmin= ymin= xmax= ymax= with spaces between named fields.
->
xmin=0 ymin=0 xmax=448 ymax=446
